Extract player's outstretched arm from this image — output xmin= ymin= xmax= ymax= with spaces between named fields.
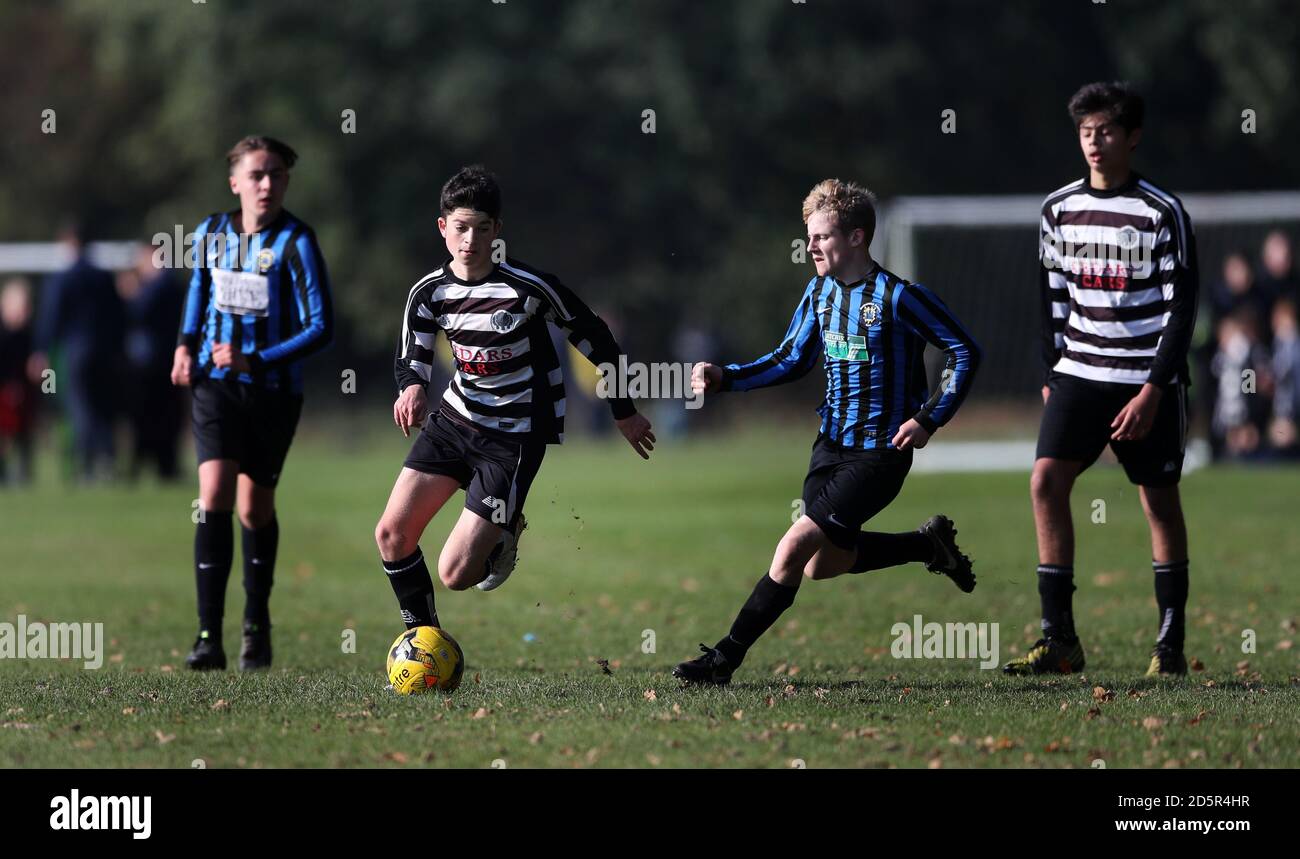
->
xmin=718 ymin=280 xmax=822 ymax=393
xmin=520 ymin=265 xmax=654 ymax=458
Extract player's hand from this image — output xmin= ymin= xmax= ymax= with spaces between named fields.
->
xmin=691 ymin=362 xmax=723 ymax=395
xmin=170 ymin=345 xmax=193 ymax=386
xmin=616 ymin=412 xmax=656 ymax=459
xmin=394 ymin=384 xmax=427 ymax=438
xmin=1111 ymin=383 xmax=1162 ymax=441
xmin=210 ymin=341 xmax=250 ymax=374
xmin=892 ymin=418 xmax=931 ymax=451
xmin=1041 ymin=385 xmax=1050 ymax=404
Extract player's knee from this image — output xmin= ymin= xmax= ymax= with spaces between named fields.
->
xmin=239 ymin=506 xmax=274 ymax=530
xmin=1030 ymin=464 xmax=1067 ymax=504
xmin=374 ymin=519 xmax=409 ymax=559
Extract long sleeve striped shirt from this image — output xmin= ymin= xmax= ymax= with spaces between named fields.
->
xmin=722 ymin=264 xmax=980 ymax=449
xmin=177 ymin=209 xmax=334 ymax=395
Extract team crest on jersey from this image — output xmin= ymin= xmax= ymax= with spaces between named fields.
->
xmin=490 ymin=309 xmax=517 ymax=332
xmin=255 ymin=248 xmax=276 ymax=272
xmin=1116 ymin=225 xmax=1140 ymax=250
xmin=861 ymin=302 xmax=882 ymax=326
xmin=436 ymin=314 xmax=451 ymax=328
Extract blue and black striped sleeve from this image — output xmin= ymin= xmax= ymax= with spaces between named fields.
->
xmin=721 ymin=279 xmax=822 ymax=392
xmin=894 ymin=282 xmax=981 ymax=433
xmin=176 ymin=215 xmax=213 ymax=354
xmin=246 ymin=228 xmax=334 ymax=372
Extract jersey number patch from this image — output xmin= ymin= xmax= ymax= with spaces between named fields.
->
xmin=212 ymin=269 xmax=270 ymax=317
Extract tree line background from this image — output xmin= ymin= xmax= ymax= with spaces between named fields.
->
xmin=2 ymin=0 xmax=1296 ymax=407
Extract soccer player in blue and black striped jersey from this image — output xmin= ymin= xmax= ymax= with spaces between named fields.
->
xmin=674 ymin=179 xmax=981 ymax=685
xmin=171 ymin=136 xmax=334 ymax=670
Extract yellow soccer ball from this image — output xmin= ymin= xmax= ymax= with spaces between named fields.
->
xmin=386 ymin=626 xmax=464 ymax=694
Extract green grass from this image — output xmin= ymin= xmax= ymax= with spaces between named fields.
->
xmin=1 ymin=428 xmax=1297 ymax=768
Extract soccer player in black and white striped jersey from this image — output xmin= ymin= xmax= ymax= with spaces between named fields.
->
xmin=374 ymin=167 xmax=654 ymax=638
xmin=1004 ymin=82 xmax=1199 ymax=678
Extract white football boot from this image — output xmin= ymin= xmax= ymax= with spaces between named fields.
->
xmin=477 ymin=514 xmax=527 ymax=592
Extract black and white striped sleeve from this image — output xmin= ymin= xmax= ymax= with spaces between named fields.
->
xmin=511 ymin=265 xmax=636 ymax=420
xmin=394 ymin=280 xmax=440 ymax=393
xmin=1145 ymin=201 xmax=1199 ymax=388
xmin=1039 ymin=198 xmax=1068 ymax=383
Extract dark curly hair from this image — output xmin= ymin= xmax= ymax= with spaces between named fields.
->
xmin=440 ymin=165 xmax=502 ymax=220
xmin=1068 ymin=81 xmax=1144 ymax=132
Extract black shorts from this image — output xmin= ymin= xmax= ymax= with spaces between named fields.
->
xmin=1036 ymin=371 xmax=1188 ymax=487
xmin=403 ymin=409 xmax=545 ymax=531
xmin=191 ymin=376 xmax=303 ymax=488
xmin=802 ymin=435 xmax=913 ymax=550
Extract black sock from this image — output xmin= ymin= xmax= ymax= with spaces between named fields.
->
xmin=1153 ymin=560 xmax=1189 ymax=651
xmin=1037 ymin=564 xmax=1076 ymax=641
xmin=195 ymin=511 xmax=234 ymax=635
xmin=383 ymin=548 xmax=439 ymax=629
xmin=714 ymin=574 xmax=799 ymax=668
xmin=849 ymin=530 xmax=933 ymax=573
xmin=242 ymin=516 xmax=278 ymax=629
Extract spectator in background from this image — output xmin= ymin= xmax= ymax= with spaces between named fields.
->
xmin=29 ymin=221 xmax=125 ymax=483
xmin=1270 ymin=298 xmax=1300 ymax=457
xmin=1211 ymin=250 xmax=1269 ymax=327
xmin=1257 ymin=229 xmax=1297 ymax=310
xmin=118 ymin=244 xmax=185 ymax=481
xmin=0 ymin=277 xmax=37 ymax=485
xmin=1211 ymin=307 xmax=1271 ymax=459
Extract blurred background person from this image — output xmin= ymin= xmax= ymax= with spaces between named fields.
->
xmin=1257 ymin=229 xmax=1297 ymax=310
xmin=1269 ymin=298 xmax=1300 ymax=457
xmin=29 ymin=221 xmax=125 ymax=483
xmin=1210 ymin=250 xmax=1270 ymax=329
xmin=1210 ymin=308 xmax=1271 ymax=460
xmin=118 ymin=243 xmax=185 ymax=481
xmin=0 ymin=277 xmax=37 ymax=486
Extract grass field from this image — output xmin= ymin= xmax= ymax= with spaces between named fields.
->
xmin=2 ymin=427 xmax=1297 ymax=768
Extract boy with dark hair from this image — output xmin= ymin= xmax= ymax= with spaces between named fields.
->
xmin=375 ymin=166 xmax=654 ymax=639
xmin=1004 ymin=82 xmax=1199 ymax=677
xmin=173 ymin=135 xmax=334 ymax=670
xmin=673 ymin=178 xmax=981 ymax=686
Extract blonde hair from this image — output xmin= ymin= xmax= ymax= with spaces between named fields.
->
xmin=802 ymin=179 xmax=876 ymax=243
